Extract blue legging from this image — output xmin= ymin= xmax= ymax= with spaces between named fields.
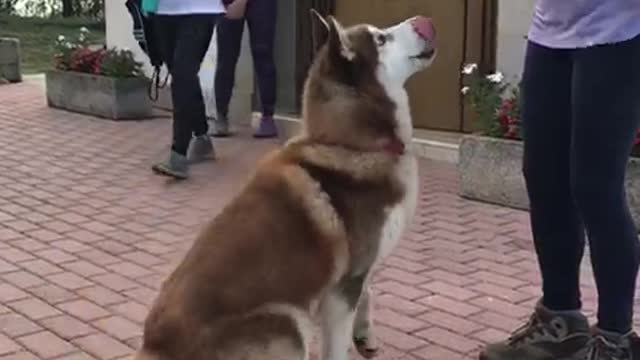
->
xmin=215 ymin=0 xmax=277 ymax=118
xmin=522 ymin=34 xmax=640 ymax=333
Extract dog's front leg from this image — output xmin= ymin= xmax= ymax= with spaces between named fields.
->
xmin=353 ymin=286 xmax=379 ymax=358
xmin=320 ymin=275 xmax=366 ymax=360
xmin=320 ymin=292 xmax=354 ymax=360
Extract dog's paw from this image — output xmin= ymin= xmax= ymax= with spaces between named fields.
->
xmin=353 ymin=335 xmax=379 ymax=359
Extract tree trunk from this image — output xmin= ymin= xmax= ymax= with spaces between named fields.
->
xmin=62 ymin=0 xmax=74 ymax=17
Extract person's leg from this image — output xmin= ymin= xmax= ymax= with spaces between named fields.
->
xmin=523 ymin=46 xmax=585 ymax=314
xmin=151 ymin=15 xmax=191 ymax=178
xmin=245 ymin=0 xmax=278 ymax=137
xmin=152 ymin=14 xmax=216 ymax=178
xmin=152 ymin=15 xmax=178 ymax=71
xmin=571 ymin=34 xmax=640 ymax=340
xmin=480 ymin=41 xmax=590 ymax=360
xmin=213 ymin=16 xmax=245 ymax=136
xmin=170 ymin=14 xmax=215 ymax=152
xmin=187 ymin=14 xmax=221 ymax=163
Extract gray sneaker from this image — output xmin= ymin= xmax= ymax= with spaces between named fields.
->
xmin=480 ymin=302 xmax=591 ymax=360
xmin=188 ymin=135 xmax=215 ymax=163
xmin=152 ymin=150 xmax=189 ymax=179
xmin=211 ymin=115 xmax=231 ymax=137
xmin=587 ymin=328 xmax=640 ymax=360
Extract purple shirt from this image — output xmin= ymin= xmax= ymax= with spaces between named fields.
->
xmin=528 ymin=0 xmax=640 ymax=49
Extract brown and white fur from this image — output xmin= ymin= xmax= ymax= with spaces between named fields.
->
xmin=133 ymin=11 xmax=437 ymax=360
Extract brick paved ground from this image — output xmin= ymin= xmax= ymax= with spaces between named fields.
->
xmin=0 ymin=80 xmax=638 ymax=360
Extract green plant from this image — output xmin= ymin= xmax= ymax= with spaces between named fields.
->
xmin=461 ymin=63 xmax=640 ymax=157
xmin=53 ymin=27 xmax=143 ymax=78
xmin=69 ymin=46 xmax=104 ymax=73
xmin=53 ymin=26 xmax=89 ymax=70
xmin=17 ymin=0 xmax=104 ymax=18
xmin=461 ymin=63 xmax=522 ymax=140
xmin=0 ymin=0 xmax=18 ymax=14
xmin=100 ymin=48 xmax=143 ymax=78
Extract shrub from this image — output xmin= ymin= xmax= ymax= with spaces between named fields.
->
xmin=460 ymin=63 xmax=521 ymax=140
xmin=100 ymin=48 xmax=143 ymax=78
xmin=461 ymin=63 xmax=640 ymax=156
xmin=53 ymin=27 xmax=143 ymax=78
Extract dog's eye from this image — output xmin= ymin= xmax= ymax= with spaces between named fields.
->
xmin=376 ymin=33 xmax=387 ymax=46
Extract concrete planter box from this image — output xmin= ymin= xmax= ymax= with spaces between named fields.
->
xmin=45 ymin=70 xmax=152 ymax=120
xmin=0 ymin=37 xmax=22 ymax=83
xmin=458 ymin=134 xmax=640 ymax=226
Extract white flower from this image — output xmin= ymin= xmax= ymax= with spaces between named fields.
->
xmin=80 ymin=26 xmax=90 ymax=33
xmin=79 ymin=34 xmax=86 ymax=42
xmin=461 ymin=86 xmax=470 ymax=95
xmin=486 ymin=72 xmax=504 ymax=83
xmin=57 ymin=35 xmax=65 ymax=42
xmin=462 ymin=63 xmax=477 ymax=75
xmin=65 ymin=42 xmax=73 ymax=49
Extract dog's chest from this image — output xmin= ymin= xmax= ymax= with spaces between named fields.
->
xmin=375 ymin=84 xmax=419 ymax=261
xmin=376 ymin=154 xmax=419 ymax=261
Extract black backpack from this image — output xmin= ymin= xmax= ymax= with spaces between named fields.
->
xmin=125 ymin=0 xmax=168 ymax=100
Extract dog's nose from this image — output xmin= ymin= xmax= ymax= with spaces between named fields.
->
xmin=411 ymin=16 xmax=436 ymax=42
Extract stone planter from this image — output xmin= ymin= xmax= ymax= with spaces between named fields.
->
xmin=0 ymin=37 xmax=22 ymax=83
xmin=458 ymin=134 xmax=640 ymax=226
xmin=45 ymin=70 xmax=153 ymax=120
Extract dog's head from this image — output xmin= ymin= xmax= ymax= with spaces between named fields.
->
xmin=301 ymin=12 xmax=437 ymax=153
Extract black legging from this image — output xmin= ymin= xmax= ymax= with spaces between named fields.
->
xmin=522 ymin=34 xmax=640 ymax=333
xmin=154 ymin=14 xmax=220 ymax=156
xmin=215 ymin=0 xmax=277 ymax=118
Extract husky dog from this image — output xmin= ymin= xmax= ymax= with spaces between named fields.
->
xmin=134 ymin=10 xmax=436 ymax=360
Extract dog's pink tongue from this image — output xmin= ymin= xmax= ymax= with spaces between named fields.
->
xmin=411 ymin=16 xmax=436 ymax=43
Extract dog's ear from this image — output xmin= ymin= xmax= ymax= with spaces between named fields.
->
xmin=310 ymin=9 xmax=329 ymax=52
xmin=326 ymin=15 xmax=355 ymax=62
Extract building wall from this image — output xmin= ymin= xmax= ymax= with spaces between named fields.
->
xmin=104 ymin=2 xmax=254 ymax=124
xmin=271 ymin=0 xmax=299 ymax=114
xmin=496 ymin=0 xmax=535 ymax=82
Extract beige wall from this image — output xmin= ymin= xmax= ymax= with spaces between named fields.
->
xmin=104 ymin=3 xmax=255 ymax=125
xmin=496 ymin=0 xmax=535 ymax=82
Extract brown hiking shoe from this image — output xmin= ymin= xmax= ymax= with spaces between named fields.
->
xmin=587 ymin=328 xmax=640 ymax=360
xmin=479 ymin=302 xmax=591 ymax=360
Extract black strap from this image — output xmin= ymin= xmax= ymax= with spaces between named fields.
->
xmin=148 ymin=66 xmax=170 ymax=101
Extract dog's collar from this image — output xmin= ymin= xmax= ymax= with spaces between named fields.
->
xmin=295 ymin=139 xmax=406 ymax=156
xmin=383 ymin=137 xmax=406 ymax=156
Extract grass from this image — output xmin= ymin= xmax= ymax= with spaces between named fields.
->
xmin=0 ymin=15 xmax=105 ymax=74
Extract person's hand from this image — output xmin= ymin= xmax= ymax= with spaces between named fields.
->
xmin=225 ymin=0 xmax=248 ymax=19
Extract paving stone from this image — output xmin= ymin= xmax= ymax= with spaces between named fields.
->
xmin=0 ymin=81 xmax=632 ymax=359
xmin=16 ymin=331 xmax=77 ymax=358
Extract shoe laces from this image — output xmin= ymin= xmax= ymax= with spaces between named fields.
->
xmin=587 ymin=332 xmax=638 ymax=360
xmin=508 ymin=312 xmax=561 ymax=345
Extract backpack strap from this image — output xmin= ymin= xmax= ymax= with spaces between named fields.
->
xmin=148 ymin=66 xmax=169 ymax=101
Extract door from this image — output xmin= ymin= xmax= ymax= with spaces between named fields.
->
xmin=295 ymin=0 xmax=335 ymax=111
xmin=334 ymin=0 xmax=495 ymax=132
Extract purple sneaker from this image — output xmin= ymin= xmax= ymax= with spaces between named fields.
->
xmin=253 ymin=116 xmax=278 ymax=138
